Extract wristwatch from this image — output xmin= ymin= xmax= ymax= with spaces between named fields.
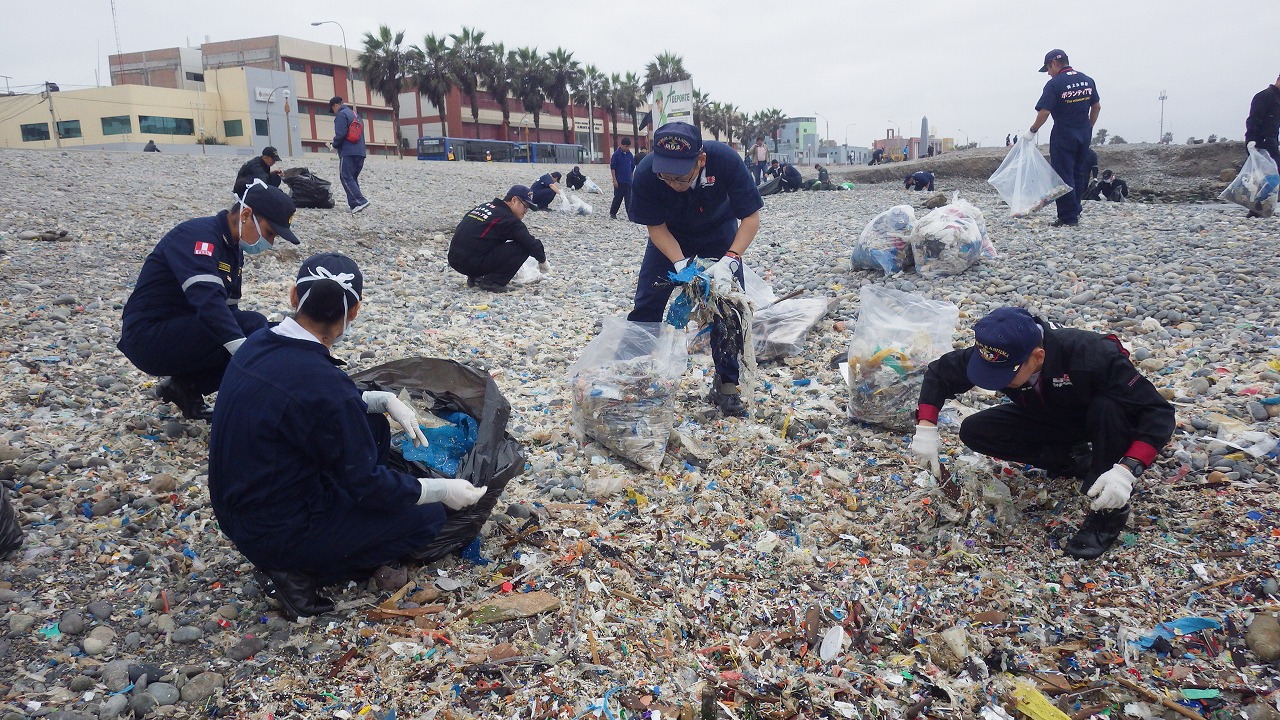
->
xmin=1118 ymin=457 xmax=1145 ymax=476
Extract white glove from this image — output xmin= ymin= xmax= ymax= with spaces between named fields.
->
xmin=1020 ymin=131 xmax=1036 ymax=144
xmin=362 ymin=391 xmax=429 ymax=447
xmin=416 ymin=477 xmax=486 ymax=509
xmin=909 ymin=424 xmax=941 ymax=477
xmin=223 ymin=338 xmax=246 ymax=355
xmin=1088 ymin=464 xmax=1134 ymax=511
xmin=706 ymin=255 xmax=743 ymax=292
xmin=538 ymin=261 xmax=551 ymax=274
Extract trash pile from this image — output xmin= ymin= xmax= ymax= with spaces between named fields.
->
xmin=851 ymin=197 xmax=994 ymax=278
xmin=1220 ymin=142 xmax=1280 ymax=218
xmin=689 ymin=264 xmax=834 ymax=363
xmin=987 ymin=133 xmax=1072 ymax=216
xmin=851 ymin=205 xmax=916 ymax=275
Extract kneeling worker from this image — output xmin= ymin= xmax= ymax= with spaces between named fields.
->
xmin=233 ymin=146 xmax=283 ymax=195
xmin=530 ymin=171 xmax=562 ymax=209
xmin=118 ymin=181 xmax=301 ymax=420
xmin=909 ymin=307 xmax=1174 ymax=560
xmin=1084 ymin=169 xmax=1129 ymax=202
xmin=209 ymin=253 xmax=489 ymax=618
xmin=448 ymin=185 xmax=550 ymax=293
xmin=905 ymin=170 xmax=935 ymax=191
xmin=780 ymin=162 xmax=804 ymax=192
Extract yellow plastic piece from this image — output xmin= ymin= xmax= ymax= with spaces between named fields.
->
xmin=1010 ymin=685 xmax=1071 ymax=720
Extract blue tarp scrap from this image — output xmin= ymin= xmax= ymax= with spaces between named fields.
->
xmin=397 ymin=411 xmax=479 ymax=478
xmin=1131 ymin=616 xmax=1222 ymax=648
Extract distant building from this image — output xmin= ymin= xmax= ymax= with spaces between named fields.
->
xmin=110 ymin=47 xmax=206 ymax=90
xmin=772 ymin=116 xmax=819 ymax=164
xmin=872 ymin=128 xmax=953 ymax=161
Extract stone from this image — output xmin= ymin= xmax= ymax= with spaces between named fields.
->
xmin=8 ymin=613 xmax=35 ymax=634
xmin=467 ymin=590 xmax=561 ymax=624
xmin=99 ymin=694 xmax=129 ymax=720
xmin=179 ymin=671 xmax=225 ymax=703
xmin=1245 ymin=613 xmax=1280 ymax=662
xmin=145 ymin=682 xmax=181 ymax=706
xmin=225 ymin=635 xmax=265 ymax=661
xmin=58 ymin=609 xmax=86 ymax=635
xmin=102 ymin=659 xmax=131 ymax=692
xmin=83 ymin=625 xmax=116 ymax=655
xmin=170 ymin=625 xmax=203 ymax=643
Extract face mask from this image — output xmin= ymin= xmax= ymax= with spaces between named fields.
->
xmin=236 ymin=180 xmax=274 ymax=255
xmin=239 ymin=217 xmax=271 ymax=255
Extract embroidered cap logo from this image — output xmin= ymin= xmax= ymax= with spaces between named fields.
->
xmin=977 ymin=342 xmax=1009 ymax=364
xmin=658 ymin=136 xmax=692 ymax=154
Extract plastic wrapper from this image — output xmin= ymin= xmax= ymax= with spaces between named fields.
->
xmin=349 ymin=358 xmax=525 ymax=562
xmin=987 ymin=134 xmax=1071 ymax=216
xmin=568 ymin=318 xmax=688 ymax=471
xmin=851 ymin=205 xmax=916 ymax=275
xmin=689 ymin=264 xmax=831 ymax=361
xmin=1219 ymin=142 xmax=1279 ymax=217
xmin=397 ymin=411 xmax=478 ymax=478
xmin=846 ymin=286 xmax=958 ymax=431
xmin=909 ymin=196 xmax=994 ymax=278
xmin=281 ymin=167 xmax=336 ymax=209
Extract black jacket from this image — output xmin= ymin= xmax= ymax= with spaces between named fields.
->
xmin=448 ymin=199 xmax=546 ymax=265
xmin=918 ymin=319 xmax=1175 ymax=466
xmin=233 ymin=157 xmax=282 ymax=196
xmin=566 ymin=168 xmax=587 ymax=190
xmin=1245 ymin=85 xmax=1280 ymax=149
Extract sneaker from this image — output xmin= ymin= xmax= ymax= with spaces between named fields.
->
xmin=706 ymin=378 xmax=747 ymax=417
xmin=466 ymin=277 xmax=477 ymax=288
xmin=1050 ymin=218 xmax=1078 ymax=227
xmin=473 ymin=278 xmax=510 ymax=293
xmin=1063 ymin=505 xmax=1130 ymax=560
xmin=253 ymin=569 xmax=335 ymax=619
xmin=155 ymin=377 xmax=213 ymax=421
xmin=351 ymin=201 xmax=371 ymax=214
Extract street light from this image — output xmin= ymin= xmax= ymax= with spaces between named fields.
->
xmin=814 ymin=110 xmax=829 ymax=146
xmin=311 ymin=21 xmax=356 ymax=104
xmin=266 ymin=85 xmax=289 ymax=150
xmin=844 ymin=123 xmax=856 ymax=146
xmin=888 ymin=120 xmax=901 ymax=137
xmin=958 ymin=128 xmax=970 ymax=145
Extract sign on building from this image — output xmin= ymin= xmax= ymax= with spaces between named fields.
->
xmin=650 ymin=80 xmax=693 ymax=127
xmin=254 ymin=87 xmax=290 ymax=103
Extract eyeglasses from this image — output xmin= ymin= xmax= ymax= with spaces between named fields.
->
xmin=658 ymin=168 xmax=698 ymax=186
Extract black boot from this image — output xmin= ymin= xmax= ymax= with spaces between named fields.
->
xmin=254 ymin=569 xmax=335 ymax=619
xmin=706 ymin=377 xmax=747 ymax=417
xmin=1063 ymin=505 xmax=1130 ymax=560
xmin=155 ymin=377 xmax=213 ymax=421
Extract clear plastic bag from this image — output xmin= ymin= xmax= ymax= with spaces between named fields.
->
xmin=1220 ymin=142 xmax=1279 ymax=217
xmin=510 ymin=257 xmax=545 ymax=285
xmin=690 ymin=264 xmax=830 ymax=361
xmin=846 ymin=286 xmax=958 ymax=431
xmin=909 ymin=196 xmax=994 ymax=278
xmin=987 ymin=133 xmax=1072 ymax=216
xmin=583 ymin=177 xmax=603 ymax=194
xmin=851 ymin=205 xmax=916 ymax=275
xmin=568 ymin=318 xmax=688 ymax=471
xmin=556 ymin=191 xmax=593 ymax=216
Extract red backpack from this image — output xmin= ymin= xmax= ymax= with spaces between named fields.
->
xmin=345 ymin=112 xmax=363 ymax=143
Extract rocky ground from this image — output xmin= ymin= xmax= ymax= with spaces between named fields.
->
xmin=0 ymin=146 xmax=1278 ymax=720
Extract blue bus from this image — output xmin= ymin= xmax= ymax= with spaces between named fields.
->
xmin=417 ymin=137 xmax=584 ymax=164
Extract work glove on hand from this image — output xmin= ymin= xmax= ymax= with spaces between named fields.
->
xmin=362 ymin=391 xmax=429 ymax=447
xmin=909 ymin=424 xmax=941 ymax=477
xmin=538 ymin=261 xmax=552 ymax=274
xmin=1088 ymin=463 xmax=1135 ymax=511
xmin=416 ymin=477 xmax=486 ymax=509
xmin=707 ymin=255 xmax=744 ymax=292
xmin=1020 ymin=131 xmax=1037 ymax=144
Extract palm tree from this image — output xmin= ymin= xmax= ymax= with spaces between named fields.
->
xmin=643 ymin=51 xmax=690 ymax=93
xmin=616 ymin=72 xmax=643 ymax=148
xmin=484 ymin=43 xmax=515 ymax=140
xmin=511 ymin=47 xmax=547 ymax=141
xmin=544 ymin=47 xmax=582 ymax=145
xmin=411 ymin=33 xmax=453 ymax=138
xmin=692 ymin=88 xmax=710 ymax=129
xmin=359 ymin=25 xmax=410 ymax=156
xmin=760 ymin=108 xmax=787 ymax=151
xmin=573 ymin=65 xmax=607 ymax=154
xmin=719 ymin=103 xmax=740 ymax=146
xmin=448 ymin=26 xmax=491 ymax=139
xmin=602 ymin=73 xmax=623 ymax=142
xmin=705 ymin=101 xmax=724 ymax=141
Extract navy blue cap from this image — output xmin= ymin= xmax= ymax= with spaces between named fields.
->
xmin=242 ymin=182 xmax=300 ymax=244
xmin=651 ymin=122 xmax=703 ymax=176
xmin=505 ymin=185 xmax=535 ymax=208
xmin=1039 ymin=49 xmax=1066 ymax=72
xmin=967 ymin=307 xmax=1042 ymax=390
xmin=297 ymin=252 xmax=362 ymax=301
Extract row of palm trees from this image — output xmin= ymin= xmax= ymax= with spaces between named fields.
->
xmin=357 ymin=27 xmax=789 ymax=154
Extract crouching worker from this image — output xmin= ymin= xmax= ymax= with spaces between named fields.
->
xmin=118 ymin=181 xmax=300 ymax=420
xmin=530 ymin=171 xmax=561 ymax=209
xmin=908 ymin=307 xmax=1174 ymax=560
xmin=209 ymin=253 xmax=488 ymax=618
xmin=448 ymin=185 xmax=550 ymax=293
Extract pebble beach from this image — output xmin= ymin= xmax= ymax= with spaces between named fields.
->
xmin=1 ymin=146 xmax=1279 ymax=719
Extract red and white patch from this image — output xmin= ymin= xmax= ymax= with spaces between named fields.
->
xmin=193 ymin=242 xmax=215 ymax=257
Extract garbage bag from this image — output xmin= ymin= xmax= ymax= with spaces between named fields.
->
xmin=758 ymin=177 xmax=783 ymax=196
xmin=851 ymin=205 xmax=916 ymax=275
xmin=349 ymin=358 xmax=525 ymax=562
xmin=690 ymin=264 xmax=832 ymax=362
xmin=281 ymin=167 xmax=336 ymax=209
xmin=583 ymin=177 xmax=603 ymax=194
xmin=556 ymin=191 xmax=593 ymax=216
xmin=0 ymin=486 xmax=23 ymax=557
xmin=987 ymin=134 xmax=1071 ymax=216
xmin=568 ymin=318 xmax=688 ymax=471
xmin=846 ymin=286 xmax=958 ymax=431
xmin=1220 ymin=141 xmax=1279 ymax=217
xmin=910 ymin=195 xmax=994 ymax=278
xmin=510 ymin=257 xmax=545 ymax=285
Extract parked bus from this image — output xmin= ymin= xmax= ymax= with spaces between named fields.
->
xmin=418 ymin=137 xmax=584 ymax=164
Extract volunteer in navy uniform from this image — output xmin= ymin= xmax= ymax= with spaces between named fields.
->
xmin=1028 ymin=49 xmax=1100 ymax=227
xmin=908 ymin=307 xmax=1175 ymax=560
xmin=530 ymin=171 xmax=562 ymax=210
xmin=209 ymin=253 xmax=486 ymax=619
xmin=117 ymin=180 xmax=300 ymax=420
xmin=447 ymin=185 xmax=549 ymax=293
xmin=626 ymin=122 xmax=764 ymax=417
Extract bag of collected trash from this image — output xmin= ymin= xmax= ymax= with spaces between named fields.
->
xmin=987 ymin=134 xmax=1071 ymax=216
xmin=758 ymin=177 xmax=783 ymax=196
xmin=568 ymin=318 xmax=688 ymax=471
xmin=846 ymin=286 xmax=958 ymax=431
xmin=349 ymin=358 xmax=525 ymax=562
xmin=1220 ymin=142 xmax=1279 ymax=218
xmin=281 ymin=167 xmax=336 ymax=209
xmin=851 ymin=205 xmax=916 ymax=275
xmin=690 ymin=264 xmax=832 ymax=361
xmin=583 ymin=177 xmax=603 ymax=194
xmin=510 ymin=257 xmax=545 ymax=285
xmin=909 ymin=196 xmax=994 ymax=278
xmin=0 ymin=487 xmax=23 ymax=557
xmin=556 ymin=191 xmax=593 ymax=216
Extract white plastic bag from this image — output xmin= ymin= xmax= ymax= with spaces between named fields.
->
xmin=557 ymin=191 xmax=593 ymax=216
xmin=846 ymin=286 xmax=958 ymax=431
xmin=689 ymin=264 xmax=831 ymax=361
xmin=851 ymin=205 xmax=916 ymax=275
xmin=909 ymin=196 xmax=993 ymax=278
xmin=987 ymin=133 xmax=1072 ymax=216
xmin=583 ymin=177 xmax=603 ymax=194
xmin=1220 ymin=142 xmax=1279 ymax=217
xmin=567 ymin=318 xmax=688 ymax=471
xmin=510 ymin=257 xmax=544 ymax=285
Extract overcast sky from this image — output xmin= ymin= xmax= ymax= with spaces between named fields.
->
xmin=3 ymin=0 xmax=1273 ymax=147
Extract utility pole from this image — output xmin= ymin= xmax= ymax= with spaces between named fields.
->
xmin=1158 ymin=90 xmax=1167 ymax=143
xmin=285 ymin=99 xmax=293 ymax=157
xmin=0 ymin=75 xmax=11 ymax=95
xmin=44 ymin=82 xmax=61 ymax=148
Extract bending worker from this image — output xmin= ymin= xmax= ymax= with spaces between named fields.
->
xmin=447 ymin=185 xmax=549 ymax=293
xmin=905 ymin=170 xmax=935 ymax=191
xmin=530 ymin=171 xmax=562 ymax=210
xmin=626 ymin=122 xmax=763 ymax=417
xmin=209 ymin=253 xmax=489 ymax=619
xmin=233 ymin=146 xmax=283 ymax=195
xmin=908 ymin=307 xmax=1174 ymax=560
xmin=117 ymin=181 xmax=300 ymax=420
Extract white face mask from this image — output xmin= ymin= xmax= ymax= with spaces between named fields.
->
xmin=236 ymin=180 xmax=274 ymax=255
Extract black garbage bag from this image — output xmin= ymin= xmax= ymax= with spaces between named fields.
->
xmin=758 ymin=177 xmax=782 ymax=197
xmin=0 ymin=486 xmax=23 ymax=557
xmin=349 ymin=358 xmax=525 ymax=563
xmin=282 ymin=167 xmax=336 ymax=209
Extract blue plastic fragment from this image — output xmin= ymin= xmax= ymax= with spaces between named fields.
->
xmin=1131 ymin=616 xmax=1222 ymax=648
xmin=459 ymin=537 xmax=491 ymax=566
